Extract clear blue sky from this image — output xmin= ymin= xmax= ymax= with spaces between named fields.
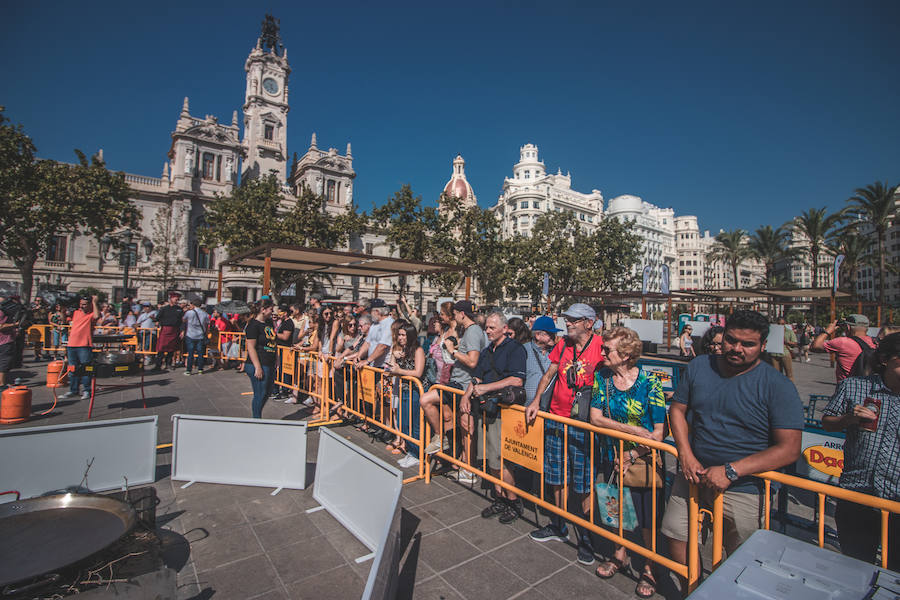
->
xmin=3 ymin=1 xmax=898 ymax=234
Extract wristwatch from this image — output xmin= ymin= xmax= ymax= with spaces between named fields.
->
xmin=724 ymin=463 xmax=739 ymax=482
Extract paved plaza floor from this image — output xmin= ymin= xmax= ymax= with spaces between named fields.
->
xmin=2 ymin=351 xmax=842 ymax=599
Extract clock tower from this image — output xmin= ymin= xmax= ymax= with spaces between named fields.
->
xmin=242 ymin=15 xmax=290 ymax=182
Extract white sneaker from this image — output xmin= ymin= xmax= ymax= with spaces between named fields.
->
xmin=452 ymin=469 xmax=478 ymax=484
xmin=80 ymin=391 xmax=91 ymax=400
xmin=283 ymin=396 xmax=298 ymax=404
xmin=424 ymin=434 xmax=448 ymax=455
xmin=61 ymin=391 xmax=78 ymax=399
xmin=805 ymin=358 xmax=811 ymax=363
xmin=302 ymin=397 xmax=315 ymax=407
xmin=397 ymin=454 xmax=420 ymax=468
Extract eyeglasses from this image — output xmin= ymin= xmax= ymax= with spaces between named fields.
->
xmin=709 ymin=342 xmax=723 ymax=347
xmin=564 ymin=316 xmax=584 ymax=323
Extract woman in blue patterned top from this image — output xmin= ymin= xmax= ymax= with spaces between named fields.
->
xmin=590 ymin=327 xmax=667 ymax=598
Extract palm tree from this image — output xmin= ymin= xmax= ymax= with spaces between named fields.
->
xmin=707 ymin=229 xmax=751 ymax=289
xmin=847 ymin=181 xmax=899 ymax=310
xmin=748 ymin=225 xmax=793 ymax=288
xmin=789 ymin=207 xmax=845 ymax=289
xmin=827 ymin=223 xmax=875 ymax=297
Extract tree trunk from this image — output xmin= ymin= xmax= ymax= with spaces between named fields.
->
xmin=811 ymin=248 xmax=819 ymax=323
xmin=732 ymin=261 xmax=740 ymax=290
xmin=15 ymin=254 xmax=37 ymax=304
xmin=878 ymin=228 xmax=886 ymax=316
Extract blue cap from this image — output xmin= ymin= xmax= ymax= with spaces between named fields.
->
xmin=532 ymin=315 xmax=562 ymax=333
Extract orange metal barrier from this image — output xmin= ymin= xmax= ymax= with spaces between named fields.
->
xmin=217 ymin=331 xmax=247 ymax=362
xmin=28 ymin=324 xmax=160 ymax=355
xmin=423 ymin=383 xmax=699 ymax=586
xmin=708 ymin=469 xmax=900 ymax=571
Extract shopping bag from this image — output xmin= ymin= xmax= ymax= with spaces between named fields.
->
xmin=596 ymin=479 xmax=639 ymax=531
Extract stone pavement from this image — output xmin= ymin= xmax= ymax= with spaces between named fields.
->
xmin=2 ymin=351 xmax=843 ymax=599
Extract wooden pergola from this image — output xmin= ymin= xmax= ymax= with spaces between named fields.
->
xmin=217 ymin=244 xmax=469 ymax=301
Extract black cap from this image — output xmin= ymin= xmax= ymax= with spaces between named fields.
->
xmin=453 ymin=300 xmax=476 ymax=318
xmin=370 ymin=298 xmax=387 ymax=309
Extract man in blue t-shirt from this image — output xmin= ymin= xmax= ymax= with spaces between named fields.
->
xmin=660 ymin=310 xmax=803 ymax=591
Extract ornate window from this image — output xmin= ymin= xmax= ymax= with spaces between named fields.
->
xmin=46 ymin=235 xmax=67 ymax=262
xmin=202 ymin=153 xmax=215 ymax=180
xmin=327 ymin=180 xmax=337 ymax=203
xmin=192 ymin=243 xmax=213 ymax=269
xmin=264 ymin=124 xmax=274 ymax=140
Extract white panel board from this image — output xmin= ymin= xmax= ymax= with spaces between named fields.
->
xmin=171 ymin=415 xmax=307 ymax=489
xmin=622 ymin=319 xmax=664 ymax=344
xmin=0 ymin=416 xmax=157 ymax=502
xmin=685 ymin=321 xmax=712 ymax=338
xmin=867 ymin=327 xmax=880 ymax=338
xmin=314 ymin=428 xmax=403 ymax=551
xmin=767 ymin=324 xmax=785 ymax=355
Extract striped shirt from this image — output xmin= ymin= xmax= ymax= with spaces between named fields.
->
xmin=823 ymin=374 xmax=900 ymax=500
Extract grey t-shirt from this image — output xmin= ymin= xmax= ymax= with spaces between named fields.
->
xmin=450 ymin=323 xmax=487 ymax=390
xmin=183 ymin=308 xmax=210 ymax=340
xmin=673 ymin=354 xmax=804 ymax=492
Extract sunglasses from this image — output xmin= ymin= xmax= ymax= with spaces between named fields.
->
xmin=564 ymin=316 xmax=584 ymax=323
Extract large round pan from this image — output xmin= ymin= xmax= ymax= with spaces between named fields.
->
xmin=0 ymin=493 xmax=136 ymax=587
xmin=95 ymin=350 xmax=136 ymax=365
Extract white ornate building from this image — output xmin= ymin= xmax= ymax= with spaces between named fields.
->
xmin=491 ymin=144 xmax=604 ymax=238
xmin=605 ymin=195 xmax=677 ymax=293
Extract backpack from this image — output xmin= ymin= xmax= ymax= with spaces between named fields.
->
xmin=848 ymin=336 xmax=877 ymax=378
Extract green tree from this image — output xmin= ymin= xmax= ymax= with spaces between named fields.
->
xmin=706 ymin=229 xmax=751 ymax=289
xmin=0 ymin=111 xmax=138 ymax=302
xmin=826 ymin=223 xmax=875 ymax=297
xmin=847 ymin=181 xmax=899 ymax=310
xmin=200 ymin=175 xmax=361 ymax=302
xmin=747 ymin=225 xmax=793 ymax=287
xmin=371 ymin=184 xmax=440 ymax=291
xmin=142 ymin=203 xmax=188 ymax=298
xmin=789 ymin=207 xmax=845 ymax=289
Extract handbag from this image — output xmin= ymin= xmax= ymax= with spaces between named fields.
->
xmin=595 ymin=470 xmax=639 ymax=531
xmin=604 ymin=377 xmax=663 ymax=489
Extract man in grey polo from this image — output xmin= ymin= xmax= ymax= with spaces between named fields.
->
xmin=357 ymin=299 xmax=393 ymax=369
xmin=182 ymin=298 xmax=210 ymax=375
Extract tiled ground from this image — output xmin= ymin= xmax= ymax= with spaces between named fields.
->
xmin=3 ymin=352 xmax=841 ymax=599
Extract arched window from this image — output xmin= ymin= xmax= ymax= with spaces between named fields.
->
xmin=327 ymin=180 xmax=337 ymax=203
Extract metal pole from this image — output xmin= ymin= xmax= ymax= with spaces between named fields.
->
xmin=667 ymin=295 xmax=673 ymax=351
xmin=262 ymin=248 xmax=271 ymax=296
xmin=465 ymin=275 xmax=471 ymax=300
xmin=217 ymin=266 xmax=223 ymax=302
xmin=641 ymin=296 xmax=647 ymax=319
xmin=374 ymin=278 xmax=379 ymax=298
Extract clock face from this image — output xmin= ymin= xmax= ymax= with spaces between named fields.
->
xmin=262 ymin=77 xmax=279 ymax=95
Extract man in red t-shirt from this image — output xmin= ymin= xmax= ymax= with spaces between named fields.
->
xmin=811 ymin=315 xmax=877 ymax=383
xmin=62 ymin=295 xmax=100 ymax=399
xmin=526 ymin=303 xmax=605 ymax=564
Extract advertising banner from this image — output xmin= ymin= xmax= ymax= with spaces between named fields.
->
xmin=795 ymin=428 xmax=845 ymax=484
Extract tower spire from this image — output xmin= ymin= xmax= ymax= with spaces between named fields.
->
xmin=232 ymin=110 xmax=238 ymax=127
xmin=310 ymin=132 xmax=318 ymax=150
xmin=346 ymin=142 xmax=352 ymax=157
xmin=181 ymin=97 xmax=190 ymax=116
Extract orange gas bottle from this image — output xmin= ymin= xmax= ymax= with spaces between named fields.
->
xmin=0 ymin=386 xmax=32 ymax=424
xmin=46 ymin=360 xmax=66 ymax=388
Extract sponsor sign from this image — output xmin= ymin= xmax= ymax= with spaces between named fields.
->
xmin=360 ymin=368 xmax=377 ymax=406
xmin=796 ymin=429 xmax=845 ymax=483
xmin=500 ymin=407 xmax=543 ymax=473
xmin=281 ymin=348 xmax=294 ymax=376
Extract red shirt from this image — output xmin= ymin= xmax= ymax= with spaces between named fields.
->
xmin=68 ymin=309 xmax=96 ymax=348
xmin=548 ymin=335 xmax=605 ymax=417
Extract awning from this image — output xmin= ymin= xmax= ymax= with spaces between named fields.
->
xmin=221 ymin=244 xmax=465 ymax=278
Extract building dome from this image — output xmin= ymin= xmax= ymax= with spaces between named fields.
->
xmin=442 ymin=154 xmax=476 ymax=206
xmin=607 ymin=194 xmax=642 ymax=216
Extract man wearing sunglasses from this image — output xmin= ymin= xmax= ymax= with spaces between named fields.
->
xmin=661 ymin=310 xmax=803 ymax=594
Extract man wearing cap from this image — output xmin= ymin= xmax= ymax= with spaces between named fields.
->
xmin=356 ymin=299 xmax=393 ymax=369
xmin=811 ymin=315 xmax=876 ymax=383
xmin=526 ymin=303 xmax=605 ymax=565
xmin=155 ymin=292 xmax=184 ymax=371
xmin=524 ymin=316 xmax=561 ymax=402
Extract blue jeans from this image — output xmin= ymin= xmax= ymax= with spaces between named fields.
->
xmin=245 ymin=362 xmax=274 ymax=418
xmin=398 ymin=385 xmax=421 ymax=453
xmin=67 ymin=346 xmax=93 ymax=394
xmin=184 ymin=337 xmax=206 ymax=372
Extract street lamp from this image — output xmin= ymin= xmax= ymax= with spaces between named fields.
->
xmin=101 ymin=229 xmax=137 ymax=301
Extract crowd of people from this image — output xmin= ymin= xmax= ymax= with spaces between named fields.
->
xmin=1 ymin=289 xmax=897 ymax=595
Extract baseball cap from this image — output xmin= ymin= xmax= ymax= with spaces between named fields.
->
xmin=561 ymin=303 xmax=596 ymax=321
xmin=843 ymin=314 xmax=870 ymax=326
xmin=531 ymin=315 xmax=562 ymax=333
xmin=452 ymin=300 xmax=476 ymax=318
xmin=370 ymin=298 xmax=387 ymax=309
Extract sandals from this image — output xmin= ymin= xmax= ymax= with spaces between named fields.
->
xmin=635 ymin=572 xmax=657 ymax=598
xmin=595 ymin=557 xmax=627 ymax=579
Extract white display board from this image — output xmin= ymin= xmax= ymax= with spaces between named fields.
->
xmin=684 ymin=321 xmax=712 ymax=338
xmin=171 ymin=415 xmax=307 ymax=490
xmin=0 ymin=416 xmax=157 ymax=502
xmin=313 ymin=427 xmax=403 ymax=551
xmin=767 ymin=324 xmax=785 ymax=355
xmin=622 ymin=319 xmax=664 ymax=344
xmin=867 ymin=327 xmax=880 ymax=338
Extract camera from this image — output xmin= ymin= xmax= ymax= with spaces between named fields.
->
xmin=445 ymin=336 xmax=458 ymax=346
xmin=474 ymin=394 xmax=501 ymax=418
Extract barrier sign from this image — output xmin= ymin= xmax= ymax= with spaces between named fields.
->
xmin=500 ymin=407 xmax=543 ymax=473
xmin=796 ymin=429 xmax=845 ymax=484
xmin=360 ymin=368 xmax=377 ymax=406
xmin=282 ymin=349 xmax=294 ymax=376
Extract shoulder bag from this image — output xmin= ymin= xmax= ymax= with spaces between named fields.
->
xmin=605 ymin=376 xmax=662 ymax=489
